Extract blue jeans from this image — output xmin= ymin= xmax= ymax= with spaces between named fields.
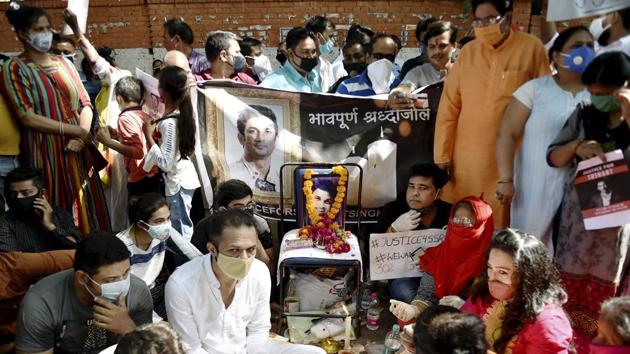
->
xmin=166 ymin=187 xmax=196 ymax=241
xmin=389 ymin=277 xmax=420 ymax=303
xmin=0 ymin=156 xmax=19 ymax=199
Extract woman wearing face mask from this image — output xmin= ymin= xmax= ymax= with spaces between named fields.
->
xmin=463 ymin=229 xmax=572 ymax=353
xmin=547 ymin=51 xmax=630 ymax=351
xmin=0 ymin=3 xmax=110 ymax=234
xmin=117 ymin=192 xmax=201 ymax=318
xmin=389 ymin=197 xmax=494 ymax=323
xmin=143 ymin=66 xmax=200 ymax=241
xmin=496 ymin=26 xmax=594 ymax=250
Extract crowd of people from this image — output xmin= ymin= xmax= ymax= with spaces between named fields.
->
xmin=0 ymin=0 xmax=629 ymax=353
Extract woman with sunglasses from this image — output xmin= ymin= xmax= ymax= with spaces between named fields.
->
xmin=389 ymin=196 xmax=494 ymax=321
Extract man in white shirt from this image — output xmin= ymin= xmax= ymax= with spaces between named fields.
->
xmin=165 ymin=209 xmax=324 ymax=354
xmin=228 ymin=105 xmax=280 ymax=192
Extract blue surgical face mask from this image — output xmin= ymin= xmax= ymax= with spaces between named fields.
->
xmin=319 ymin=39 xmax=334 ymax=55
xmin=230 ymin=52 xmax=246 ymax=72
xmin=559 ymin=45 xmax=596 ymax=74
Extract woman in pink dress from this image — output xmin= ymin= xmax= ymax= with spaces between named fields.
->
xmin=462 ymin=229 xmax=573 ymax=354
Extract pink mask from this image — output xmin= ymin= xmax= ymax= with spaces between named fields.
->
xmin=488 ymin=280 xmax=516 ymax=301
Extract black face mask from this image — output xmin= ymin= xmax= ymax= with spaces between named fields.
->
xmin=7 ymin=194 xmax=38 ymax=217
xmin=293 ymin=53 xmax=318 ymax=73
xmin=344 ymin=62 xmax=367 ymax=76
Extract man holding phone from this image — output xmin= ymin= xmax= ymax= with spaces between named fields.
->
xmin=0 ymin=167 xmax=83 ymax=252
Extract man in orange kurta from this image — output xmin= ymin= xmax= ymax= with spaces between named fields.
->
xmin=434 ymin=0 xmax=551 ymax=227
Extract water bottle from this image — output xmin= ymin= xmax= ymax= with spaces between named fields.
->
xmin=383 ymin=324 xmax=402 ymax=354
xmin=366 ymin=292 xmax=380 ymax=330
xmin=284 ymin=271 xmax=299 ymax=313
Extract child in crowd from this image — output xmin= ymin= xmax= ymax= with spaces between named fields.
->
xmin=96 ymin=76 xmax=162 ymax=199
xmin=143 ymin=66 xmax=200 ymax=240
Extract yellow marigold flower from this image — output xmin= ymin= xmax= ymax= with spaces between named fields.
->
xmin=304 ymin=180 xmax=313 ymax=188
xmin=304 ymin=169 xmax=313 ymax=179
xmin=337 ymin=186 xmax=346 ymax=193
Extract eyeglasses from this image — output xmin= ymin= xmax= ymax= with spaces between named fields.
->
xmin=452 ymin=216 xmax=474 ymax=227
xmin=372 ymin=53 xmax=396 ymax=63
xmin=472 ymin=15 xmax=503 ymax=28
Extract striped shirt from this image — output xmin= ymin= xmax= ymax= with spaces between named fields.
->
xmin=335 ymin=70 xmax=400 ymax=97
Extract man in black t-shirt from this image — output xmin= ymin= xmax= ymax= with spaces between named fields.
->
xmin=375 ymin=163 xmax=452 ymax=302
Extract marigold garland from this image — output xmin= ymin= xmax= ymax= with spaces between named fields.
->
xmin=299 ymin=166 xmax=351 ymax=254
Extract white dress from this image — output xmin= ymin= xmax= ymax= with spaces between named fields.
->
xmin=510 ymin=76 xmax=590 ymax=246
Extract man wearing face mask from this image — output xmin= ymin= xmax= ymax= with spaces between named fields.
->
xmin=375 ymin=163 xmax=452 ymax=302
xmin=163 ymin=18 xmax=209 ymax=76
xmin=596 ymin=7 xmax=630 ymax=56
xmin=336 ymin=33 xmax=401 ymax=96
xmin=14 ymin=233 xmax=153 ymax=354
xmin=305 ymin=15 xmax=341 ymax=92
xmin=166 ymin=209 xmax=325 ymax=354
xmin=261 ymin=27 xmax=323 ymax=93
xmin=328 ymin=41 xmax=367 ymax=93
xmin=196 ymin=31 xmax=256 ymax=84
xmin=0 ymin=167 xmax=83 ymax=253
xmin=434 ymin=0 xmax=550 ymax=228
xmin=202 ymin=179 xmax=274 ymax=272
xmin=239 ymin=37 xmax=273 ymax=83
xmin=51 ymin=35 xmax=77 ymax=64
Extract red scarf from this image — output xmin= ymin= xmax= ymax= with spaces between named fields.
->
xmin=419 ymin=196 xmax=494 ymax=298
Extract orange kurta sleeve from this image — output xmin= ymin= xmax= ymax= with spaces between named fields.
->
xmin=433 ymin=50 xmax=463 ymax=165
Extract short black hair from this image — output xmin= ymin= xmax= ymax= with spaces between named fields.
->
xmin=285 ymin=27 xmax=316 ymax=51
xmin=342 ymin=41 xmax=365 ymax=55
xmin=4 ymin=167 xmax=44 ymax=194
xmin=346 ymin=24 xmax=374 ymax=46
xmin=97 ymin=46 xmax=116 ymax=67
xmin=582 ymin=51 xmax=630 ymax=87
xmin=413 ymin=305 xmax=461 ymax=352
xmin=408 ymin=163 xmax=449 ymax=189
xmin=216 ymin=179 xmax=253 ymax=208
xmin=164 ymin=18 xmax=194 ymax=45
xmin=423 ymin=21 xmax=458 ymax=46
xmin=115 ymin=323 xmax=185 ymax=354
xmin=205 ymin=31 xmax=239 ymax=62
xmin=471 ymin=0 xmax=513 ymax=16
xmin=128 ymin=192 xmax=169 ymax=224
xmin=305 ymin=15 xmax=332 ymax=35
xmin=192 ymin=209 xmax=256 ymax=248
xmin=5 ymin=3 xmax=47 ymax=33
xmin=416 ymin=312 xmax=488 ymax=354
xmin=115 ymin=76 xmax=145 ymax=103
xmin=56 ymin=36 xmax=75 ymax=47
xmin=239 ymin=37 xmax=262 ymax=57
xmin=74 ymin=232 xmax=131 ymax=277
xmin=415 ymin=17 xmax=438 ymax=42
xmin=236 ymin=104 xmax=278 ymax=135
xmin=367 ymin=33 xmax=401 ymax=54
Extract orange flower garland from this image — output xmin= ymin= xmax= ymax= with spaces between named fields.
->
xmin=299 ymin=166 xmax=351 ymax=254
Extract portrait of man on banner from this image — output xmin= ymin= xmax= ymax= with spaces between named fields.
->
xmin=227 ymin=103 xmax=284 ymax=193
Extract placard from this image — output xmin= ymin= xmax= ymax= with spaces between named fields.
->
xmin=575 ymin=149 xmax=630 ymax=230
xmin=135 ymin=68 xmax=165 ymax=119
xmin=369 ymin=228 xmax=446 ymax=281
xmin=547 ymin=0 xmax=628 ymax=22
xmin=63 ymin=0 xmax=89 ymax=35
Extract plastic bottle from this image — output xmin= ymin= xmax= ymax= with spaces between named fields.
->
xmin=383 ymin=324 xmax=401 ymax=354
xmin=284 ymin=271 xmax=299 ymax=313
xmin=366 ymin=292 xmax=380 ymax=330
xmin=360 ymin=287 xmax=373 ymax=312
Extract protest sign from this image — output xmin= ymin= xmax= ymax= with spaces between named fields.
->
xmin=547 ymin=0 xmax=628 ymax=22
xmin=369 ymin=228 xmax=446 ymax=281
xmin=63 ymin=0 xmax=89 ymax=35
xmin=136 ymin=68 xmax=164 ymax=119
xmin=197 ymin=81 xmax=443 ymax=223
xmin=575 ymin=149 xmax=630 ymax=230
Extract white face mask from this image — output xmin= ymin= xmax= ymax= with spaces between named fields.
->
xmin=589 ymin=16 xmax=611 ymax=41
xmin=139 ymin=220 xmax=172 ymax=242
xmin=252 ymin=54 xmax=273 ymax=80
xmin=85 ymin=274 xmax=131 ymax=303
xmin=27 ymin=30 xmax=53 ymax=53
xmin=367 ymin=59 xmax=395 ymax=94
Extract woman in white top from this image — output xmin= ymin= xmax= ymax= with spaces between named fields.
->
xmin=143 ymin=66 xmax=200 ymax=240
xmin=495 ymin=26 xmax=594 ymax=250
xmin=117 ymin=192 xmax=200 ymax=318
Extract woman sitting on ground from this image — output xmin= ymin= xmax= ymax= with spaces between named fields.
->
xmin=389 ymin=196 xmax=494 ymax=320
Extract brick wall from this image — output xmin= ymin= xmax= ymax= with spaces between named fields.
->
xmin=0 ymin=0 xmax=537 ymax=53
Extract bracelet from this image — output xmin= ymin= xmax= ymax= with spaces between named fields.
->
xmin=497 ymin=180 xmax=512 ymax=184
xmin=59 ymin=122 xmax=64 ymax=138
